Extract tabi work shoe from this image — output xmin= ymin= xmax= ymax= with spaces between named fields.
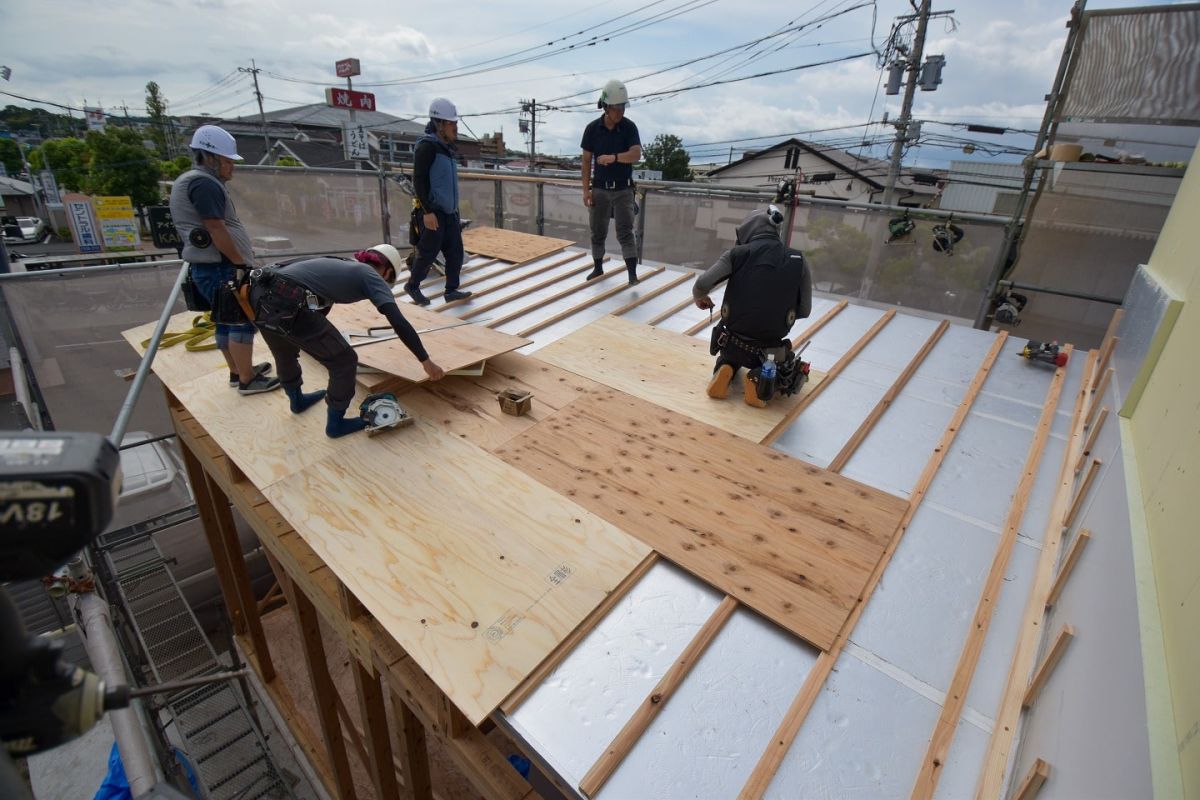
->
xmin=707 ymin=364 xmax=734 ymax=399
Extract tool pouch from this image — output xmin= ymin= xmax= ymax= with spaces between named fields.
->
xmin=211 ymin=278 xmax=251 ymax=325
xmin=180 ymin=266 xmax=211 ymax=312
xmin=709 ymin=323 xmax=727 ymax=357
xmin=252 ymin=274 xmax=307 ymax=335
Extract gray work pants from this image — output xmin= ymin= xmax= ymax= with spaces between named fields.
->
xmin=589 ymin=186 xmax=637 ymax=261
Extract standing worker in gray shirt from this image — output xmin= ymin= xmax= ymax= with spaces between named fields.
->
xmin=169 ymin=124 xmax=279 ymax=394
xmin=581 ymin=79 xmax=642 ymax=285
xmin=248 ymin=244 xmax=445 ymax=438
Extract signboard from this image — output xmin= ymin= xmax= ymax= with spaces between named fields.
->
xmin=63 ymin=193 xmax=102 ymax=254
xmin=84 ymin=106 xmax=105 ymax=132
xmin=336 ymin=58 xmax=361 ymax=78
xmin=36 ymin=171 xmax=62 ymax=206
xmin=147 ymin=206 xmax=182 ymax=251
xmin=325 ymin=87 xmax=376 ymax=112
xmin=343 ymin=123 xmax=370 ymax=160
xmin=93 ymin=195 xmax=140 ymax=250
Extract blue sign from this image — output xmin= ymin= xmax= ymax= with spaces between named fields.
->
xmin=66 ymin=199 xmax=102 ymax=254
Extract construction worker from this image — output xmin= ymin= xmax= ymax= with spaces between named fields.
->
xmin=169 ymin=124 xmax=279 ymax=395
xmin=581 ymin=78 xmax=642 ymax=285
xmin=248 ymin=245 xmax=445 ymax=438
xmin=692 ymin=206 xmax=813 ymax=408
xmin=404 ymin=98 xmax=472 ymax=307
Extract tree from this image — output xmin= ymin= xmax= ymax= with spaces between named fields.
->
xmin=29 ymin=137 xmax=90 ymax=191
xmin=642 ymin=133 xmax=692 ymax=182
xmin=159 ymin=155 xmax=191 ymax=181
xmin=144 ymin=81 xmax=171 ymax=157
xmin=84 ymin=128 xmax=162 ymax=208
xmin=0 ymin=137 xmax=21 ymax=175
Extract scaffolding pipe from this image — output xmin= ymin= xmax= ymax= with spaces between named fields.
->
xmin=72 ymin=590 xmax=158 ymax=796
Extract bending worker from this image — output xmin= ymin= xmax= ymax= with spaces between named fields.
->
xmin=404 ymin=98 xmax=472 ymax=307
xmin=580 ymin=79 xmax=642 ymax=285
xmin=169 ymin=124 xmax=278 ymax=395
xmin=692 ymin=206 xmax=813 ymax=408
xmin=248 ymin=245 xmax=445 ymax=438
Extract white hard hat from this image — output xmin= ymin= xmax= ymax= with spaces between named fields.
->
xmin=369 ymin=243 xmax=404 ymax=273
xmin=189 ymin=125 xmax=243 ymax=161
xmin=429 ymin=98 xmax=459 ymax=122
xmin=598 ymin=79 xmax=629 ymax=109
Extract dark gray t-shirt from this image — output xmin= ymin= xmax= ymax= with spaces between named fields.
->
xmin=279 ymin=257 xmax=395 ymax=309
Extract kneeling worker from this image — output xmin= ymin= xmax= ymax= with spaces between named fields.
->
xmin=692 ymin=206 xmax=813 ymax=407
xmin=248 ymin=244 xmax=445 ymax=437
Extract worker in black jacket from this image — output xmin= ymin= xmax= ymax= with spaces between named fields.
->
xmin=692 ymin=206 xmax=812 ymax=407
xmin=249 ymin=244 xmax=445 ymax=437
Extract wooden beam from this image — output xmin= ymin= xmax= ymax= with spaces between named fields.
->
xmin=790 ymin=300 xmax=848 ymax=349
xmin=485 ymin=265 xmax=627 ymax=329
xmin=414 ymin=255 xmax=498 ymax=289
xmin=1075 ymin=408 xmax=1108 ymax=474
xmin=828 ymin=319 xmax=948 ymax=472
xmin=910 ymin=344 xmax=1071 ymax=800
xmin=1085 ymin=368 xmax=1113 ymax=429
xmin=646 ymin=296 xmax=694 ymax=326
xmin=761 ymin=309 xmax=897 ymax=447
xmin=1046 ymin=530 xmax=1091 ymax=609
xmin=200 ymin=469 xmax=275 ymax=682
xmin=1013 ymin=758 xmax=1051 ymax=800
xmin=1092 ymin=336 xmax=1117 ymax=389
xmin=459 ymin=259 xmax=597 ymax=319
xmin=739 ymin=331 xmax=1013 ymax=800
xmin=1063 ymin=458 xmax=1101 ymax=530
xmin=580 ymin=596 xmax=738 ymax=797
xmin=391 ymin=690 xmax=433 ymax=800
xmin=517 ymin=266 xmax=666 ymax=337
xmin=973 ymin=348 xmax=1098 ymax=800
xmin=501 ymin=552 xmax=659 ymax=715
xmin=683 ymin=310 xmax=718 ymax=337
xmin=1022 ymin=625 xmax=1076 ymax=708
xmin=610 ymin=272 xmax=693 ymax=316
xmin=352 ymin=659 xmax=401 ymax=800
xmin=289 ymin=578 xmax=358 ymax=800
xmin=443 ymin=252 xmax=587 ymax=308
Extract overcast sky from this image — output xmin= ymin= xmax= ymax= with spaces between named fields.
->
xmin=0 ymin=0 xmax=1166 ymax=167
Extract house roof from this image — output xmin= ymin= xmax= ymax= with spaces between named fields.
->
xmin=0 ymin=176 xmax=34 ymax=196
xmin=234 ymin=104 xmax=427 ymax=137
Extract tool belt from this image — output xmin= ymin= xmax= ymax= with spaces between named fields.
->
xmin=180 ymin=265 xmax=210 ymax=313
xmin=211 ymin=274 xmax=252 ymax=326
xmin=593 ymin=178 xmax=633 ymax=191
xmin=249 ymin=269 xmax=315 ymax=335
xmin=710 ymin=322 xmax=779 ymax=359
xmin=711 ymin=322 xmax=807 ymax=402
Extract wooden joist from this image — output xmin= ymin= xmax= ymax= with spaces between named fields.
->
xmin=1022 ymin=624 xmax=1076 ymax=708
xmin=646 ymin=296 xmax=694 ymax=326
xmin=610 ymin=272 xmax=694 ymax=316
xmin=517 ymin=266 xmax=666 ymax=337
xmin=1085 ymin=368 xmax=1113 ymax=429
xmin=443 ymin=252 xmax=588 ymax=309
xmin=1075 ymin=408 xmax=1107 ymax=474
xmin=1046 ymin=530 xmax=1091 ymax=609
xmin=1013 ymin=758 xmax=1051 ymax=800
xmin=458 ymin=259 xmax=598 ymax=319
xmin=1063 ymin=459 xmax=1102 ymax=529
xmin=485 ymin=265 xmax=628 ymax=329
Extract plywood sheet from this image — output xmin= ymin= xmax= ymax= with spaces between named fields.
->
xmin=494 ymin=389 xmax=907 ymax=650
xmin=121 ymin=311 xmax=272 ymax=388
xmin=261 ymin=417 xmax=650 ymax=725
xmin=398 ymin=352 xmax=606 ymax=453
xmin=461 ymin=227 xmax=573 ymax=263
xmin=326 ymin=301 xmax=530 ymax=384
xmin=535 ymin=315 xmax=826 ymax=442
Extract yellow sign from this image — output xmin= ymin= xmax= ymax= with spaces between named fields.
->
xmin=93 ymin=195 xmax=140 ymax=249
xmin=93 ymin=196 xmax=135 ymax=219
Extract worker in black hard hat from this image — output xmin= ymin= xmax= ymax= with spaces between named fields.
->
xmin=692 ymin=206 xmax=812 ymax=407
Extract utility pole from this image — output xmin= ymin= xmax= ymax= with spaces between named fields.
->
xmin=882 ymin=0 xmax=932 ymax=205
xmin=520 ymin=99 xmax=554 ymax=172
xmin=238 ymin=60 xmax=271 ymax=156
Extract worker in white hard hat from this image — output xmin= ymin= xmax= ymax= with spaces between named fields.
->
xmin=404 ymin=98 xmax=473 ymax=307
xmin=168 ymin=124 xmax=279 ymax=395
xmin=247 ymin=244 xmax=445 ymax=437
xmin=580 ymin=79 xmax=642 ymax=285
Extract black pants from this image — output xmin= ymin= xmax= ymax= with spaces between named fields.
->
xmin=251 ymin=294 xmax=358 ymax=411
xmin=408 ymin=210 xmax=464 ymax=292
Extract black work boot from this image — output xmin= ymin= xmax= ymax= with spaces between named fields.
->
xmin=625 ymin=257 xmax=639 ymax=285
xmin=586 ymin=258 xmax=604 ymax=281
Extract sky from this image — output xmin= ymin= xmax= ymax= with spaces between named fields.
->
xmin=0 ymin=0 xmax=1168 ymax=168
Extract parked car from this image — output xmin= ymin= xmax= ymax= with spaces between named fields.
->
xmin=1 ymin=216 xmax=49 ymax=243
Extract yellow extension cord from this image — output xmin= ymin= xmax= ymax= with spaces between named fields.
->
xmin=140 ymin=313 xmax=218 ymax=351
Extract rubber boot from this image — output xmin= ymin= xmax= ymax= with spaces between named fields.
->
xmin=707 ymin=363 xmax=734 ymax=399
xmin=625 ymin=257 xmax=639 ymax=285
xmin=586 ymin=258 xmax=604 ymax=281
xmin=325 ymin=406 xmax=367 ymax=438
xmin=743 ymin=374 xmax=767 ymax=408
xmin=285 ymin=384 xmax=326 ymax=414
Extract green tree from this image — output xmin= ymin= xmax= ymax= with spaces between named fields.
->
xmin=144 ymin=81 xmax=171 ymax=157
xmin=0 ymin=137 xmax=22 ymax=174
xmin=641 ymin=133 xmax=692 ymax=181
xmin=84 ymin=128 xmax=162 ymax=208
xmin=158 ymin=155 xmax=192 ymax=181
xmin=29 ymin=137 xmax=90 ymax=191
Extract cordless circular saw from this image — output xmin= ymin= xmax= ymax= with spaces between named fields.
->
xmin=359 ymin=392 xmax=413 ymax=435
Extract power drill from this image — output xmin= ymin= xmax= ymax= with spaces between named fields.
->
xmin=1018 ymin=340 xmax=1068 ymax=367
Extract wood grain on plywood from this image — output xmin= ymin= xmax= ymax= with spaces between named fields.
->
xmin=326 ymin=301 xmax=530 ymax=384
xmin=460 ymin=227 xmax=572 ymax=263
xmin=261 ymin=419 xmax=649 ymax=725
xmin=121 ymin=311 xmax=271 ymax=389
xmin=494 ymin=389 xmax=906 ymax=650
xmin=534 ymin=315 xmax=826 ymax=442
